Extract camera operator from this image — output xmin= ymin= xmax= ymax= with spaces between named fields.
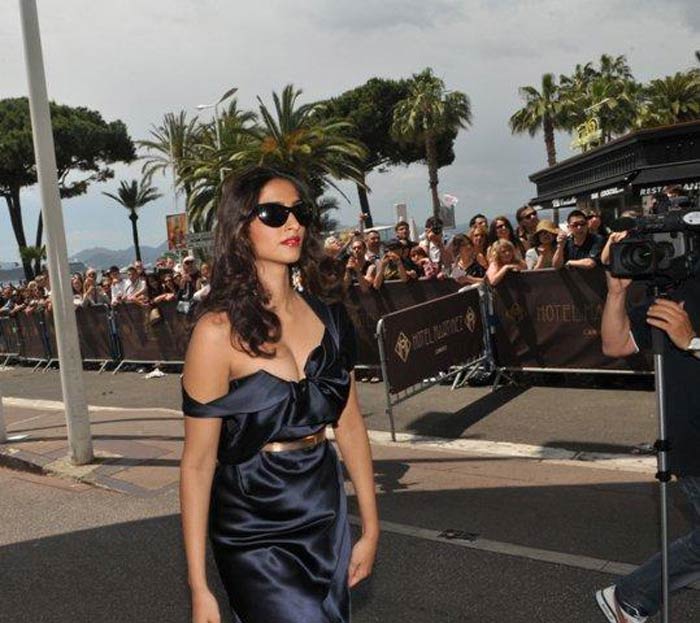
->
xmin=596 ymin=231 xmax=700 ymax=623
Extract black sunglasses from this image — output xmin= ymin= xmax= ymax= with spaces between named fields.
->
xmin=253 ymin=201 xmax=313 ymax=228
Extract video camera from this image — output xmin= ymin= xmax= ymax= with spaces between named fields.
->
xmin=609 ymin=206 xmax=700 ymax=285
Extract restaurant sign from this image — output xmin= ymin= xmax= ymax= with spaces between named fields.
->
xmin=639 ymin=180 xmax=700 ymax=196
xmin=591 ymin=186 xmax=625 ymax=200
xmin=552 ymin=196 xmax=577 ymax=208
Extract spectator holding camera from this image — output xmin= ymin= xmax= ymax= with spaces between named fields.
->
xmin=486 ymin=239 xmax=527 ymax=286
xmin=525 ymin=220 xmax=560 ymax=270
xmin=420 ymin=216 xmax=452 ymax=271
xmin=373 ymin=239 xmax=410 ymax=289
xmin=596 ymin=231 xmax=700 ymax=623
xmin=553 ymin=209 xmax=603 ymax=270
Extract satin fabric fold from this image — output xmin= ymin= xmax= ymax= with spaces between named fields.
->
xmin=182 ymin=292 xmax=356 ymax=623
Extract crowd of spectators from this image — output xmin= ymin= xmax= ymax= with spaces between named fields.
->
xmin=329 ymin=204 xmax=609 ymax=294
xmin=0 ymin=255 xmax=211 ymax=319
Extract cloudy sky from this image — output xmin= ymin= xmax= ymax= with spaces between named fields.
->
xmin=1 ymin=0 xmax=698 ymax=264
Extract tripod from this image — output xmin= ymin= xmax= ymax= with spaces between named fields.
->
xmin=652 ymin=318 xmax=671 ymax=623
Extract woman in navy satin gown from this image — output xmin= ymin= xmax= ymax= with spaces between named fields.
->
xmin=180 ymin=166 xmax=379 ymax=623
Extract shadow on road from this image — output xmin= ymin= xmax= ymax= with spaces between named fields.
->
xmin=406 ymin=385 xmax=527 ymax=438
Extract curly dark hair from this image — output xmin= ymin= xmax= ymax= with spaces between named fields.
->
xmin=194 ymin=166 xmax=326 ymax=358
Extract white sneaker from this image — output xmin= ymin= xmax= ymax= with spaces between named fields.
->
xmin=595 ymin=586 xmax=647 ymax=623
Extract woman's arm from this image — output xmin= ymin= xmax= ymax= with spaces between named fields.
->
xmin=486 ymin=263 xmax=513 ymax=286
xmin=334 ymin=373 xmax=379 ymax=587
xmin=181 ymin=315 xmax=231 ymax=621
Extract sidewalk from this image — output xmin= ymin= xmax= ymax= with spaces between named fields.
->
xmin=0 ymin=395 xmax=655 ymax=497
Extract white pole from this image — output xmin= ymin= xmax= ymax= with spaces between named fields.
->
xmin=213 ymin=105 xmax=224 ymax=182
xmin=0 ymin=386 xmax=6 ymax=444
xmin=18 ymin=0 xmax=93 ymax=464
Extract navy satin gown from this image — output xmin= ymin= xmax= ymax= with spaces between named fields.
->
xmin=182 ymin=291 xmax=357 ymax=623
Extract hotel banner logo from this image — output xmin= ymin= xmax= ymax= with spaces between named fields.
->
xmin=379 ymin=288 xmax=484 ymax=394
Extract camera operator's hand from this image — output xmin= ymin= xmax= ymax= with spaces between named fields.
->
xmin=646 ymin=299 xmax=697 ymax=351
xmin=602 ymin=231 xmax=632 ymax=294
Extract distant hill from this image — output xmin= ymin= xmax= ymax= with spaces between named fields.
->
xmin=69 ymin=240 xmax=169 ymax=269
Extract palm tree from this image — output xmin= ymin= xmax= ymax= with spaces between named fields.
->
xmin=19 ymin=245 xmax=46 ymax=278
xmin=246 ymin=84 xmax=367 ymax=196
xmin=391 ymin=68 xmax=472 ymax=217
xmin=138 ymin=111 xmax=202 ymax=205
xmin=103 ymin=178 xmax=162 ymax=262
xmin=636 ymin=70 xmax=700 ymax=128
xmin=509 ymin=73 xmax=562 ymax=167
xmin=180 ymin=99 xmax=258 ymax=231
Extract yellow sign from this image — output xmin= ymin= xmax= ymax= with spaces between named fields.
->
xmin=570 ymin=117 xmax=602 ymax=152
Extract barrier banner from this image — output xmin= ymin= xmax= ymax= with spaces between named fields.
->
xmin=44 ymin=310 xmax=58 ymax=359
xmin=492 ymin=268 xmax=652 ymax=371
xmin=0 ymin=317 xmax=19 ymax=355
xmin=114 ymin=302 xmax=189 ymax=363
xmin=379 ymin=288 xmax=484 ymax=393
xmin=75 ymin=306 xmax=115 ymax=361
xmin=347 ymin=279 xmax=460 ymax=367
xmin=15 ymin=312 xmax=48 ymax=360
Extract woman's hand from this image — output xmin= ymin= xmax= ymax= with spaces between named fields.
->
xmin=191 ymin=587 xmax=221 ymax=623
xmin=348 ymin=534 xmax=378 ymax=588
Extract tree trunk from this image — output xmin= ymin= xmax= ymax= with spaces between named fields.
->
xmin=356 ymin=173 xmax=374 ymax=229
xmin=34 ymin=211 xmax=43 ymax=275
xmin=544 ymin=115 xmax=557 ymax=167
xmin=129 ymin=210 xmax=141 ymax=262
xmin=4 ymin=188 xmax=34 ymax=280
xmin=425 ymin=133 xmax=441 ymax=219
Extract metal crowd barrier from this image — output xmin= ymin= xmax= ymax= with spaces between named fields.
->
xmin=374 ymin=284 xmax=493 ymax=440
xmin=0 ymin=301 xmax=192 ymax=373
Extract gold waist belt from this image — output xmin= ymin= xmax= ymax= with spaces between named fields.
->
xmin=261 ymin=429 xmax=326 ymax=453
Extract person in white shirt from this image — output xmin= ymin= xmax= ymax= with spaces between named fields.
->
xmin=109 ymin=265 xmax=127 ymax=306
xmin=124 ymin=265 xmax=148 ymax=305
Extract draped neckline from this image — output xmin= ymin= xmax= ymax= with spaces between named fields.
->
xmin=182 ymin=290 xmax=331 ymax=407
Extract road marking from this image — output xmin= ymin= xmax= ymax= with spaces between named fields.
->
xmin=3 ymin=396 xmax=178 ymax=415
xmin=358 ymin=429 xmax=657 ymax=475
xmin=6 ymin=397 xmax=655 ymax=473
xmin=348 ymin=515 xmax=700 ymax=590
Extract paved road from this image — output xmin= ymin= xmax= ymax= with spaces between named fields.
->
xmin=2 ymin=447 xmax=699 ymax=622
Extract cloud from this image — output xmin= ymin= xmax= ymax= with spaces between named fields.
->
xmin=304 ymin=0 xmax=465 ymax=32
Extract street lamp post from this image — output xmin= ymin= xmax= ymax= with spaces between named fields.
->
xmin=197 ymin=87 xmax=238 ymax=182
xmin=18 ymin=0 xmax=93 ymax=464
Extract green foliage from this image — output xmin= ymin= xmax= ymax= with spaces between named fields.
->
xmin=391 ymin=68 xmax=472 ymax=216
xmin=512 ymin=54 xmax=700 ymax=165
xmin=324 ymin=77 xmax=457 ymax=171
xmin=391 ymin=68 xmax=472 ymax=146
xmin=174 ymin=85 xmax=367 ymax=231
xmin=103 ymin=177 xmax=161 ymax=262
xmin=102 ymin=178 xmax=162 ymax=212
xmin=0 ymin=97 xmax=135 ymax=198
xmin=636 ymin=70 xmax=700 ymax=128
xmin=0 ymin=97 xmax=135 ymax=279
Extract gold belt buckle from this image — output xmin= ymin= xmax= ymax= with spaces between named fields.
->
xmin=262 ymin=430 xmax=326 ymax=453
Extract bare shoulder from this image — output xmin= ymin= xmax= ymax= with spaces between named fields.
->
xmin=183 ymin=311 xmax=236 ymax=403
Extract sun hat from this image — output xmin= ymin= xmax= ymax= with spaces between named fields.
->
xmin=535 ymin=219 xmax=558 ymax=236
